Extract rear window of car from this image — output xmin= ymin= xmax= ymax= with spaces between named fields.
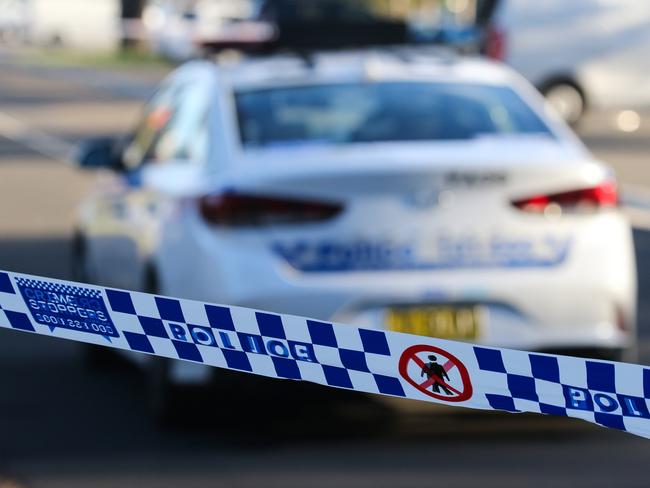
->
xmin=235 ymin=82 xmax=555 ymax=148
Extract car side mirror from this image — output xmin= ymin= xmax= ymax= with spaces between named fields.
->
xmin=74 ymin=138 xmax=122 ymax=170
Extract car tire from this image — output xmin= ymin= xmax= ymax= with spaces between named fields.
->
xmin=143 ymin=265 xmax=183 ymax=425
xmin=542 ymin=82 xmax=586 ymax=126
xmin=147 ymin=356 xmax=182 ymax=426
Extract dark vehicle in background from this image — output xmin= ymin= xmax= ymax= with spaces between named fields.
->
xmin=199 ymin=0 xmax=409 ymax=52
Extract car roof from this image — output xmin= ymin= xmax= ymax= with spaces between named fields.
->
xmin=211 ymin=47 xmax=517 ymax=91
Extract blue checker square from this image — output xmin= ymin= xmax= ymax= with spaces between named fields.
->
xmin=374 ymin=374 xmax=405 ymax=397
xmin=322 ymin=365 xmax=353 ymax=389
xmin=586 ymin=361 xmax=616 ymax=393
xmin=485 ymin=394 xmax=518 ymax=412
xmin=205 ymin=305 xmax=235 ymax=331
xmin=106 ymin=289 xmax=136 ymax=315
xmin=272 ymin=357 xmax=301 ymax=379
xmin=359 ymin=329 xmax=390 ymax=356
xmin=0 ymin=272 xmax=14 ymax=294
xmin=594 ymin=412 xmax=626 ymax=431
xmin=474 ymin=347 xmax=506 ymax=373
xmin=172 ymin=340 xmax=203 ymax=362
xmin=507 ymin=374 xmax=539 ymax=402
xmin=530 ymin=354 xmax=560 ymax=383
xmin=339 ymin=348 xmax=370 ymax=372
xmin=256 ymin=312 xmax=285 ymax=339
xmin=5 ymin=310 xmax=35 ymax=332
xmin=138 ymin=316 xmax=168 ymax=338
xmin=155 ymin=297 xmax=185 ymax=323
xmin=539 ymin=403 xmax=567 ymax=417
xmin=123 ymin=331 xmax=154 ymax=354
xmin=222 ymin=349 xmax=252 ymax=372
xmin=307 ymin=320 xmax=337 ymax=347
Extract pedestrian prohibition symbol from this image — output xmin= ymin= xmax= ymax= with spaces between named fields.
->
xmin=398 ymin=344 xmax=473 ymax=402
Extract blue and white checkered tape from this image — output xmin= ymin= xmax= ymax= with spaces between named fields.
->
xmin=1 ymin=269 xmax=649 ymax=439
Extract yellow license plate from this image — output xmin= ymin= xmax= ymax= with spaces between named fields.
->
xmin=385 ymin=305 xmax=482 ymax=340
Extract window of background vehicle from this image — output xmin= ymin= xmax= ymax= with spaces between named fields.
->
xmin=235 ymin=82 xmax=555 ymax=148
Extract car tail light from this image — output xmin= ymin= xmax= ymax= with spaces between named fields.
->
xmin=484 ymin=24 xmax=506 ymax=61
xmin=198 ymin=192 xmax=343 ymax=226
xmin=511 ymin=181 xmax=618 ymax=213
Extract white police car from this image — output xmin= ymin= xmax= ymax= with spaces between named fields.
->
xmin=72 ymin=49 xmax=637 ymax=414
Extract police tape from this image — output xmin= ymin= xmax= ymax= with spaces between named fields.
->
xmin=0 ymin=269 xmax=649 ymax=439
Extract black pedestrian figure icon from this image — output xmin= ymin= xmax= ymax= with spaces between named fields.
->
xmin=421 ymin=354 xmax=452 ymax=395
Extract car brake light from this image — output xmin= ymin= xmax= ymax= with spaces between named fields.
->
xmin=511 ymin=181 xmax=618 ymax=213
xmin=485 ymin=24 xmax=506 ymax=61
xmin=198 ymin=192 xmax=343 ymax=226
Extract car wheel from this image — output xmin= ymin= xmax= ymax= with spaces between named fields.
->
xmin=143 ymin=266 xmax=183 ymax=425
xmin=542 ymin=82 xmax=586 ymax=126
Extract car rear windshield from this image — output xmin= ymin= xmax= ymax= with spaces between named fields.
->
xmin=235 ymin=82 xmax=555 ymax=148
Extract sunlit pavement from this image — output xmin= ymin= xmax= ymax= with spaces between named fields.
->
xmin=1 ymin=52 xmax=650 ymax=488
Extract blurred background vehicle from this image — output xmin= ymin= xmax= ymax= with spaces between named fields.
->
xmin=71 ymin=50 xmax=636 ymax=417
xmin=483 ymin=0 xmax=650 ymax=125
xmin=143 ymin=0 xmax=261 ymax=61
xmin=252 ymin=0 xmax=408 ymax=50
xmin=27 ymin=0 xmax=122 ymax=50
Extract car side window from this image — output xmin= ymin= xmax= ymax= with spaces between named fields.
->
xmin=122 ymin=82 xmax=178 ymax=170
xmin=122 ymin=79 xmax=209 ymax=170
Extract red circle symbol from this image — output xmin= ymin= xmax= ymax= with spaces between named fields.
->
xmin=398 ymin=344 xmax=473 ymax=402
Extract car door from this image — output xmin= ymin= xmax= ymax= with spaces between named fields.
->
xmin=86 ymin=68 xmax=212 ymax=291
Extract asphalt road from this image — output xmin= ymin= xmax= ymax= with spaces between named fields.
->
xmin=1 ymin=51 xmax=650 ymax=488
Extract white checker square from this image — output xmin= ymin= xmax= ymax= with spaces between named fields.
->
xmin=281 ymin=315 xmax=311 ymax=343
xmin=149 ymin=336 xmax=177 ymax=357
xmin=331 ymin=324 xmax=364 ymax=350
xmin=181 ymin=300 xmax=210 ymax=327
xmin=347 ymin=370 xmax=377 ymax=394
xmin=513 ymin=398 xmax=541 ymax=414
xmin=364 ymin=352 xmax=396 ymax=376
xmin=566 ymin=408 xmax=596 ymax=424
xmin=614 ymin=363 xmax=644 ymax=397
xmin=500 ymin=349 xmax=533 ymax=377
xmin=229 ymin=307 xmax=261 ymax=334
xmin=478 ymin=369 xmax=509 ymax=394
xmin=623 ymin=417 xmax=650 ymax=438
xmin=534 ymin=379 xmax=565 ymax=406
xmin=130 ymin=292 xmax=160 ymax=318
xmin=111 ymin=311 xmax=144 ymax=333
xmin=246 ymin=353 xmax=276 ymax=377
xmin=557 ymin=356 xmax=588 ymax=388
xmin=0 ymin=290 xmax=28 ymax=311
xmin=297 ymin=360 xmax=327 ymax=384
xmin=313 ymin=345 xmax=344 ymax=367
xmin=197 ymin=344 xmax=226 ymax=367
